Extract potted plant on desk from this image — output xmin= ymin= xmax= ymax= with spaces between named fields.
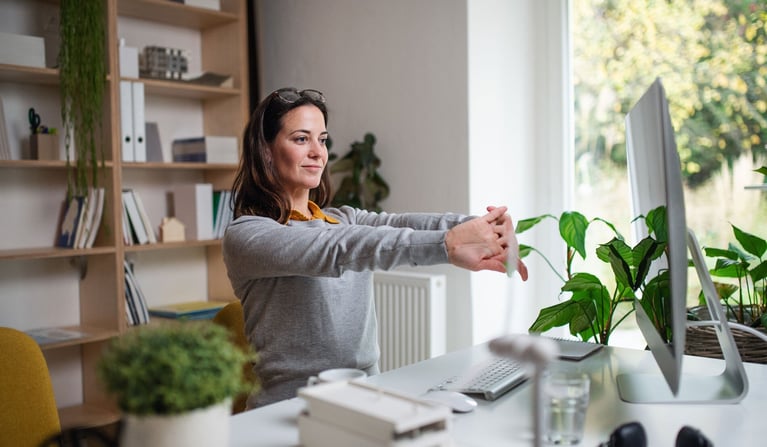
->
xmin=97 ymin=322 xmax=257 ymax=447
xmin=688 ymin=223 xmax=767 ymax=363
xmin=519 ymin=206 xmax=670 ymax=345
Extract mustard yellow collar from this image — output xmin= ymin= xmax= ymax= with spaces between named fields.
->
xmin=289 ymin=201 xmax=339 ymax=224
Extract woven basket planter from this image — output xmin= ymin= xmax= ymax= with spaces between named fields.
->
xmin=685 ymin=305 xmax=767 ymax=364
xmin=685 ymin=324 xmax=767 ymax=364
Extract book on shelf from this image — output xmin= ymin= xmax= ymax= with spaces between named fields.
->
xmin=124 ymin=260 xmax=149 ymax=326
xmin=122 ymin=189 xmax=156 ymax=245
xmin=73 ymin=187 xmax=105 ymax=249
xmin=83 ymin=188 xmax=105 ymax=248
xmin=55 ymin=195 xmax=85 ymax=248
xmin=121 ymin=201 xmax=133 ymax=246
xmin=25 ymin=328 xmax=89 ymax=345
xmin=53 ymin=188 xmax=105 ymax=249
xmin=131 ymin=190 xmax=157 ymax=244
xmin=172 ymin=136 xmax=238 ymax=164
xmin=213 ymin=190 xmax=233 ymax=239
xmin=148 ymin=300 xmax=227 ymax=320
xmin=0 ymin=96 xmax=10 ymax=160
xmin=145 ymin=121 xmax=163 ymax=162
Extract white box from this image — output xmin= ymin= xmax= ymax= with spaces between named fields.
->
xmin=298 ymin=381 xmax=452 ymax=446
xmin=0 ymin=32 xmax=45 ymax=68
xmin=119 ymin=45 xmax=139 ymax=78
xmin=172 ymin=183 xmax=214 ymax=240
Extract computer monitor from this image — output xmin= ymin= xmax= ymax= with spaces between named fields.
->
xmin=617 ymin=77 xmax=749 ymax=403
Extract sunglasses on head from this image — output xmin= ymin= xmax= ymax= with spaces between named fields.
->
xmin=272 ymin=88 xmax=326 ymax=104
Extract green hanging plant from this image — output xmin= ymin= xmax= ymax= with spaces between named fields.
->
xmin=59 ymin=0 xmax=107 ymax=198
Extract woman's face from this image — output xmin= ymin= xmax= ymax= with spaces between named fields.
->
xmin=269 ymin=104 xmax=329 ymax=204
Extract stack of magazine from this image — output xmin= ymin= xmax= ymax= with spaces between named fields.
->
xmin=124 ymin=260 xmax=149 ymax=325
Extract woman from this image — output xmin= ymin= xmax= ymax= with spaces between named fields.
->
xmin=223 ymin=87 xmax=528 ymax=409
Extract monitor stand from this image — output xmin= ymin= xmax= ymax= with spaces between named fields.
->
xmin=616 ymin=229 xmax=749 ymax=404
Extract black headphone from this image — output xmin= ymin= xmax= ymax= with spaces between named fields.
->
xmin=599 ymin=422 xmax=713 ymax=447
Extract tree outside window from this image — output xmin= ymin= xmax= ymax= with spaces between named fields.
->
xmin=571 ymin=0 xmax=767 ymax=344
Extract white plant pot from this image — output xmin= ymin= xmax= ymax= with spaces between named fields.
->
xmin=120 ymin=399 xmax=231 ymax=447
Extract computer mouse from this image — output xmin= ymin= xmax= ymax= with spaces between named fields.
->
xmin=420 ymin=390 xmax=478 ymax=413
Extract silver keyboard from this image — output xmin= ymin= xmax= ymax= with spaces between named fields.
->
xmin=430 ymin=357 xmax=528 ymax=401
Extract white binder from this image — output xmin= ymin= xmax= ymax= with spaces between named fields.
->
xmin=131 ymin=81 xmax=146 ymax=162
xmin=120 ymin=80 xmax=134 ymax=162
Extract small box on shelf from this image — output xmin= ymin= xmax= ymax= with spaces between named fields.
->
xmin=0 ymin=31 xmax=45 ymax=68
xmin=31 ymin=133 xmax=60 ymax=160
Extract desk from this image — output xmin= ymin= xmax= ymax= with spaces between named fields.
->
xmin=230 ymin=343 xmax=767 ymax=446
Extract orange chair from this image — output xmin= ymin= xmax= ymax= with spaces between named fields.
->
xmin=212 ymin=301 xmax=258 ymax=414
xmin=0 ymin=327 xmax=61 ymax=447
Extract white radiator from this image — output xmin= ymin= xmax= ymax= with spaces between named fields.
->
xmin=373 ymin=271 xmax=447 ymax=372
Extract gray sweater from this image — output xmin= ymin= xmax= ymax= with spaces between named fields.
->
xmin=222 ymin=206 xmax=469 ymax=408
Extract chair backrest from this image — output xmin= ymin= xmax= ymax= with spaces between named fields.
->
xmin=0 ymin=327 xmax=61 ymax=447
xmin=212 ymin=301 xmax=256 ymax=414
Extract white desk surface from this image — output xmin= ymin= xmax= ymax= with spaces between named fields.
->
xmin=230 ymin=343 xmax=767 ymax=446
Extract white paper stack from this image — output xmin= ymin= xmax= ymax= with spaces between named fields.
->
xmin=298 ymin=381 xmax=453 ymax=447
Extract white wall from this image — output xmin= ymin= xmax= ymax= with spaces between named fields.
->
xmin=256 ymin=0 xmax=570 ymax=350
xmin=468 ymin=1 xmax=571 ymax=343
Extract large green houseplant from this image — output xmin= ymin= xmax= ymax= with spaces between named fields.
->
xmin=98 ymin=322 xmax=257 ymax=446
xmin=519 ymin=206 xmax=670 ymax=345
xmin=59 ymin=0 xmax=107 ymax=198
xmin=330 ymin=132 xmax=390 ymax=212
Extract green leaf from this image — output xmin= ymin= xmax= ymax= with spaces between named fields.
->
xmin=560 ymin=211 xmax=589 ymax=259
xmin=704 ymin=247 xmax=739 ymax=260
xmin=733 ymin=224 xmax=767 ymax=258
xmin=572 ymin=286 xmax=610 ymax=331
xmin=516 ymin=214 xmax=556 ymax=234
xmin=562 ymin=272 xmax=603 ymax=292
xmin=710 ymin=258 xmax=747 ymax=278
xmin=749 ymin=260 xmax=767 ymax=283
xmin=711 ymin=282 xmax=739 ymax=299
xmin=641 ymin=271 xmax=672 ymax=341
xmin=761 ymin=313 xmax=767 ymax=330
xmin=632 ymin=237 xmax=663 ymax=286
xmin=529 ymin=300 xmax=579 ymax=333
xmin=519 ymin=244 xmax=533 ymax=259
xmin=568 ymin=298 xmax=597 ymax=334
xmin=645 ymin=206 xmax=668 ymax=242
xmin=597 ymin=238 xmax=633 ymax=289
xmin=755 ymin=166 xmax=767 ymax=177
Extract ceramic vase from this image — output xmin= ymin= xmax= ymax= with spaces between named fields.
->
xmin=120 ymin=399 xmax=231 ymax=447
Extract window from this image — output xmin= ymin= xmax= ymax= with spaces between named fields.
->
xmin=571 ymin=0 xmax=767 ymax=347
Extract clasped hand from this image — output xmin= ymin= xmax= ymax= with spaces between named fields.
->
xmin=444 ymin=206 xmax=528 ymax=279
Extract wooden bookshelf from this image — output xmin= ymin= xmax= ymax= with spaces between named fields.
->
xmin=0 ymin=0 xmax=249 ymax=427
